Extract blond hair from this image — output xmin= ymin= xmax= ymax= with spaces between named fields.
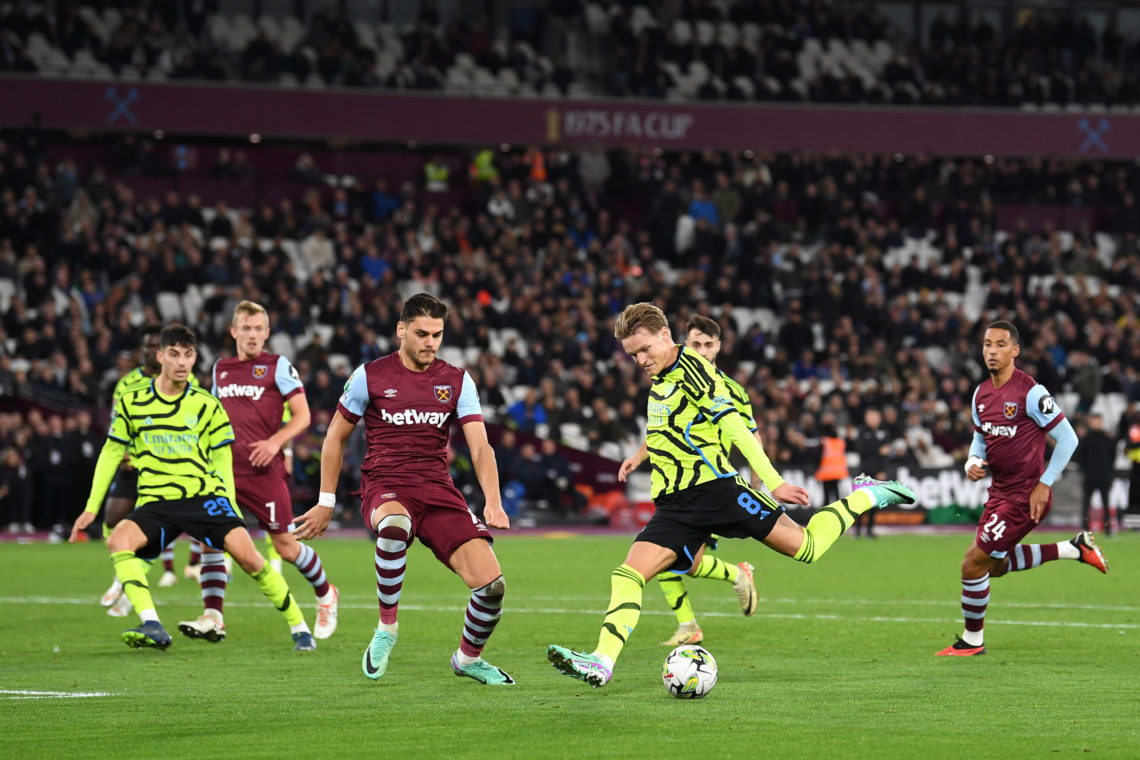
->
xmin=232 ymin=300 xmax=268 ymax=326
xmin=614 ymin=302 xmax=669 ymax=340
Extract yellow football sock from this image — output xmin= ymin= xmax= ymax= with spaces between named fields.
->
xmin=111 ymin=550 xmax=156 ymax=617
xmin=657 ymin=573 xmax=695 ymax=625
xmin=689 ymin=554 xmax=739 ymax=582
xmin=265 ymin=534 xmax=281 ymax=562
xmin=251 ymin=564 xmax=304 ymax=628
xmin=594 ymin=564 xmax=645 ymax=664
xmin=794 ymin=497 xmax=862 ymax=564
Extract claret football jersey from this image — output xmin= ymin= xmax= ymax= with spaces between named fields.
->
xmin=338 ymin=352 xmax=482 ymax=481
xmin=212 ymin=351 xmax=304 ymax=478
xmin=972 ymin=367 xmax=1065 ymax=502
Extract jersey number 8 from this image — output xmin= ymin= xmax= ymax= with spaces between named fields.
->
xmin=737 ymin=491 xmax=768 ymax=516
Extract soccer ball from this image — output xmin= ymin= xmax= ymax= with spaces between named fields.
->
xmin=662 ymin=645 xmax=718 ymax=699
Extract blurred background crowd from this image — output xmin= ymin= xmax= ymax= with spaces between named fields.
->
xmin=2 ymin=0 xmax=1140 ymax=537
xmin=7 ymin=0 xmax=1140 ymax=106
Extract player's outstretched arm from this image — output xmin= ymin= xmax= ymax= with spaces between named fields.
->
xmin=294 ymin=411 xmax=354 ymax=539
xmin=70 ymin=438 xmax=128 ymax=542
xmin=747 ymin=430 xmax=764 ymax=488
xmin=618 ymin=441 xmax=649 ymax=482
xmin=719 ymin=412 xmax=810 ymax=505
xmin=462 ymin=419 xmax=509 ymax=530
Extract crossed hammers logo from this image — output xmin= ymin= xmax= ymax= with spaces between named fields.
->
xmin=1077 ymin=117 xmax=1109 ymax=153
xmin=105 ymin=87 xmax=139 ymax=125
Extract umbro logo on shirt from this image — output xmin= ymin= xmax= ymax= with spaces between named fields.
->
xmin=384 ymin=388 xmax=398 ymax=397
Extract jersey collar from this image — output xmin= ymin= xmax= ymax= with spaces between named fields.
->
xmin=151 ymin=376 xmax=190 ymax=401
xmin=657 ymin=344 xmax=684 ymax=378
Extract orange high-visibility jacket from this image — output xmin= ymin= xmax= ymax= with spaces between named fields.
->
xmin=815 ymin=436 xmax=850 ymax=482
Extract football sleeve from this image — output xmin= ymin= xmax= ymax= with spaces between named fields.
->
xmin=725 ymin=375 xmax=758 ymax=432
xmin=1040 ymin=418 xmax=1078 ymax=487
xmin=719 ymin=412 xmax=784 ymax=492
xmin=337 ymin=365 xmax=370 ymax=423
xmin=1025 ymin=384 xmax=1065 ymax=431
xmin=456 ymin=371 xmax=483 ymax=423
xmin=274 ymin=355 xmax=305 ymax=399
xmin=107 ymin=397 xmax=131 ymax=444
xmin=679 ymin=358 xmax=735 ymax=423
xmin=83 ymin=438 xmax=128 ymax=514
xmin=968 ymin=386 xmax=987 ymax=462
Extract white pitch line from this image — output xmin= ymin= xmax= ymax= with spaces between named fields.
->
xmin=0 ymin=689 xmax=115 ymax=700
xmin=9 ymin=593 xmax=1135 ymax=614
xmin=4 ymin=596 xmax=1136 ymax=630
xmin=518 ymin=594 xmax=1140 ymax=613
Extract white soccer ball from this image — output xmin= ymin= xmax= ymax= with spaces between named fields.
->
xmin=662 ymin=645 xmax=718 ymax=699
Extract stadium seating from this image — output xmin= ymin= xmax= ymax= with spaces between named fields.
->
xmin=5 ymin=2 xmax=1140 ymax=106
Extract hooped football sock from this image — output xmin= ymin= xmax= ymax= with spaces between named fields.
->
xmin=961 ymin=574 xmax=990 ymax=642
xmin=459 ymin=576 xmax=505 ymax=658
xmin=293 ymin=542 xmax=332 ymax=598
xmin=375 ymin=514 xmax=411 ymax=626
xmin=199 ymin=552 xmax=228 ymax=615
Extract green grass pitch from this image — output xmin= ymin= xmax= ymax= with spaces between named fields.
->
xmin=1 ymin=531 xmax=1137 ymax=759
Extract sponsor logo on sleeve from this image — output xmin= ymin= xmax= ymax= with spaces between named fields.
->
xmin=1038 ymin=395 xmax=1056 ymax=414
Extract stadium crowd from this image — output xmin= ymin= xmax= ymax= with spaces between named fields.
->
xmin=592 ymin=1 xmax=1140 ymax=107
xmin=2 ymin=123 xmax=1140 ymax=535
xmin=4 ymin=1 xmax=1140 ymax=107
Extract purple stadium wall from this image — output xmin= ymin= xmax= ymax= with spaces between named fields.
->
xmin=2 ymin=76 xmax=1138 ymax=157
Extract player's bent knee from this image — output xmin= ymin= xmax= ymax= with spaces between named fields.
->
xmin=223 ymin=529 xmax=265 ymax=574
xmin=375 ymin=512 xmax=412 ymax=535
xmin=106 ymin=521 xmax=142 ymax=553
xmin=483 ymin=575 xmax=505 ymax=596
xmin=274 ymin=533 xmax=301 ymax=562
xmin=234 ymin=553 xmax=263 ymax=575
